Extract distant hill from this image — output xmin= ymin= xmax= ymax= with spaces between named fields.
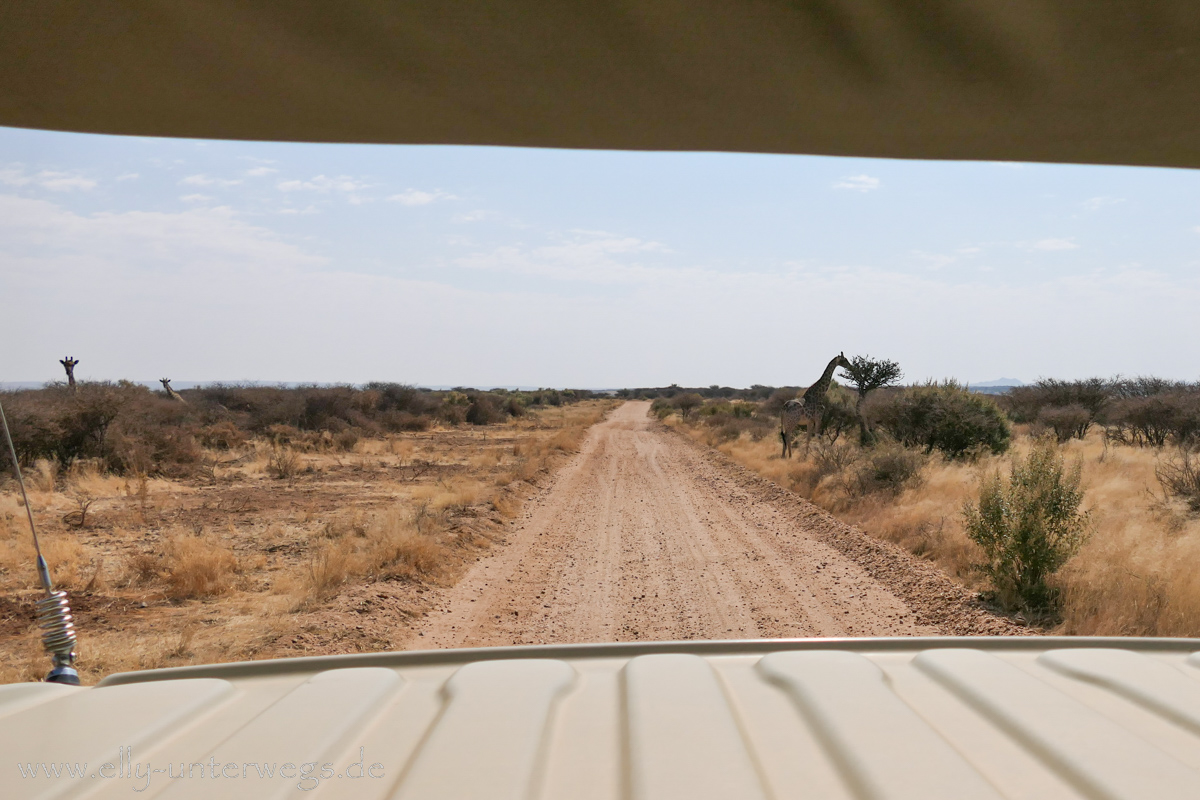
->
xmin=973 ymin=378 xmax=1025 ymax=387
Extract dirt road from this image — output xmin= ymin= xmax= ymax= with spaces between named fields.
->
xmin=408 ymin=401 xmax=1020 ymax=647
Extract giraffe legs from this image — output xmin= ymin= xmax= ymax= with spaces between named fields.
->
xmin=805 ymin=416 xmax=821 ymax=456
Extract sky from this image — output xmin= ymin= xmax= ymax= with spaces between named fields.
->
xmin=2 ymin=125 xmax=1199 ymax=388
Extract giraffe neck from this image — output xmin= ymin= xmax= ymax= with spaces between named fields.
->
xmin=804 ymin=356 xmax=843 ymax=404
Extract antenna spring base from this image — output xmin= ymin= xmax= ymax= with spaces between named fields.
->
xmin=36 ymin=590 xmax=79 ymax=685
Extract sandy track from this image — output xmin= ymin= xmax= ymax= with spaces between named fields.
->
xmin=408 ymin=401 xmax=1022 ymax=648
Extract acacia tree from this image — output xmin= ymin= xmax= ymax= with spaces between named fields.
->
xmin=839 ymin=355 xmax=903 ymax=444
xmin=673 ymin=392 xmax=704 ymax=421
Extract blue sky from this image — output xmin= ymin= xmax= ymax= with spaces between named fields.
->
xmin=2 ymin=125 xmax=1198 ymax=387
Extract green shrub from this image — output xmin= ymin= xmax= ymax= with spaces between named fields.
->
xmin=869 ymin=382 xmax=1010 ymax=459
xmin=964 ymin=437 xmax=1090 ymax=615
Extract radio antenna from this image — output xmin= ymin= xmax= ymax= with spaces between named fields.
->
xmin=0 ymin=398 xmax=79 ymax=685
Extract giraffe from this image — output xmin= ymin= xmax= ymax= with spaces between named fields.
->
xmin=160 ymin=378 xmax=188 ymax=403
xmin=59 ymin=357 xmax=79 ymax=393
xmin=780 ymin=351 xmax=851 ymax=458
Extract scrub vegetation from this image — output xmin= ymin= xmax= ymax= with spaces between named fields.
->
xmin=0 ymin=382 xmax=613 ymax=683
xmin=660 ymin=375 xmax=1200 ymax=634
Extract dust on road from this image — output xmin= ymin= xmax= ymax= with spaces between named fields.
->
xmin=408 ymin=401 xmax=1021 ymax=648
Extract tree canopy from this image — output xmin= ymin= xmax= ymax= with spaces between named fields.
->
xmin=839 ymin=355 xmax=903 ymax=404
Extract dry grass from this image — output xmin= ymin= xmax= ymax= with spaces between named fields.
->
xmin=280 ymin=508 xmax=449 ymax=609
xmin=0 ymin=399 xmax=616 ymax=683
xmin=681 ymin=421 xmax=1200 ymax=635
xmin=161 ymin=532 xmax=241 ymax=599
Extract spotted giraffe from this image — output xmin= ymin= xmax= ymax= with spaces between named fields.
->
xmin=160 ymin=378 xmax=188 ymax=403
xmin=59 ymin=357 xmax=79 ymax=394
xmin=780 ymin=352 xmax=851 ymax=458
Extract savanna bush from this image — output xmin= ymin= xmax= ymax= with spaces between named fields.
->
xmin=1037 ymin=404 xmax=1092 ymax=442
xmin=650 ymin=398 xmax=675 ymax=419
xmin=3 ymin=385 xmax=124 ymax=467
xmin=380 ymin=410 xmax=431 ymax=432
xmin=868 ymin=382 xmax=1010 ymax=459
xmin=504 ymin=397 xmax=526 ymax=417
xmin=850 ymin=443 xmax=926 ymax=497
xmin=196 ymin=421 xmax=245 ymax=450
xmin=1104 ymin=393 xmax=1200 ymax=447
xmin=466 ymin=395 xmax=500 ymax=425
xmin=1004 ymin=378 xmax=1110 ymax=423
xmin=0 ymin=381 xmax=599 ymax=475
xmin=673 ymin=393 xmax=704 ymax=420
xmin=818 ymin=388 xmax=859 ymax=445
xmin=1156 ymin=448 xmax=1200 ymax=511
xmin=964 ymin=437 xmax=1090 ymax=615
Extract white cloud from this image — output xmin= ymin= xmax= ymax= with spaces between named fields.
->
xmin=245 ymin=166 xmax=278 ymax=177
xmin=453 ymin=210 xmax=499 ymax=223
xmin=387 ymin=189 xmax=456 ymax=206
xmin=115 ymin=173 xmax=140 ymax=182
xmin=832 ymin=175 xmax=880 ymax=192
xmin=33 ymin=172 xmax=97 ymax=191
xmin=0 ymin=193 xmax=323 ymax=270
xmin=180 ymin=174 xmax=242 ymax=187
xmin=911 ymin=246 xmax=981 ymax=270
xmin=1031 ymin=238 xmax=1080 ymax=251
xmin=278 ymin=206 xmax=319 ymax=215
xmin=912 ymin=250 xmax=956 ymax=270
xmin=277 ymin=174 xmax=369 ymax=193
xmin=0 ymin=166 xmax=97 ymax=191
xmin=1083 ymin=196 xmax=1124 ymax=211
xmin=179 ymin=194 xmax=215 ymax=204
xmin=457 ymin=232 xmax=679 ymax=285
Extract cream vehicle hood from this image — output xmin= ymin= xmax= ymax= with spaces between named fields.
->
xmin=6 ymin=638 xmax=1200 ymax=798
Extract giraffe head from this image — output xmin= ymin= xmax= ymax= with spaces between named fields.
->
xmin=160 ymin=378 xmax=173 ymax=390
xmin=836 ymin=351 xmax=851 ymax=369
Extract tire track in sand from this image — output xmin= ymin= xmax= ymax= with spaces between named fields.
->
xmin=406 ymin=401 xmax=1020 ymax=648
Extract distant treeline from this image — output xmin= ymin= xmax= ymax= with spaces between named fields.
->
xmin=644 ymin=376 xmax=1200 ymax=458
xmin=620 ymin=385 xmax=796 ymax=401
xmin=0 ymin=382 xmax=597 ymax=477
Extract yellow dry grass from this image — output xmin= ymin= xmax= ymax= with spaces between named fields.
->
xmin=682 ymin=422 xmax=1200 ymax=636
xmin=0 ymin=400 xmax=616 ymax=684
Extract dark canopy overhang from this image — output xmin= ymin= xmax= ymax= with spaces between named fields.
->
xmin=2 ymin=1 xmax=1199 ymax=168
